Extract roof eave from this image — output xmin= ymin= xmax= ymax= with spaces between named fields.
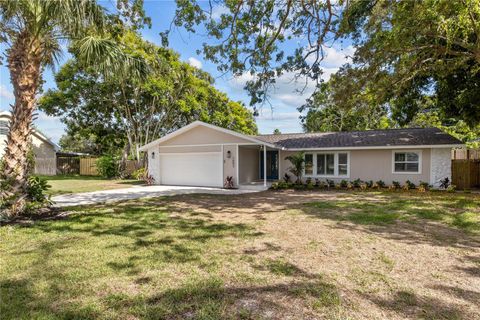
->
xmin=283 ymin=144 xmax=464 ymax=151
xmin=139 ymin=121 xmax=278 ymax=151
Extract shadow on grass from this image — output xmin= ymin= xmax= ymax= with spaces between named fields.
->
xmin=139 ymin=276 xmax=341 ymax=319
xmin=0 ymin=238 xmax=104 ymax=320
xmin=299 ymin=197 xmax=480 ymax=250
xmin=1 ymin=200 xmax=265 ymax=319
xmin=363 ymin=289 xmax=477 ymax=320
xmin=25 ymin=202 xmax=260 ymax=268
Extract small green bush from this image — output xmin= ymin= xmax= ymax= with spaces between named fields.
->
xmin=326 ymin=179 xmax=335 ymax=188
xmin=340 ymin=180 xmax=348 ymax=188
xmin=96 ymin=155 xmax=119 ymax=178
xmin=353 ymin=178 xmax=362 ymax=188
xmin=375 ymin=180 xmax=386 ymax=188
xmin=402 ymin=180 xmax=416 ymax=190
xmin=392 ymin=181 xmax=401 ymax=189
xmin=132 ymin=167 xmax=147 ymax=180
xmin=447 ymin=184 xmax=457 ymax=192
xmin=306 ymin=179 xmax=315 ymax=189
xmin=419 ymin=181 xmax=430 ymax=191
xmin=294 ymin=183 xmax=305 ymax=190
xmin=24 ymin=176 xmax=53 ymax=213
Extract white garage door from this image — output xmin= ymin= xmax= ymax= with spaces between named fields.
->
xmin=159 ymin=152 xmax=223 ymax=187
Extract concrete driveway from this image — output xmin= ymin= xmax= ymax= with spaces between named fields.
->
xmin=52 ymin=185 xmax=258 ymax=207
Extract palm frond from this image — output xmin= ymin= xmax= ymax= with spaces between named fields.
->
xmin=44 ymin=0 xmax=107 ymax=38
xmin=72 ymin=35 xmax=149 ymax=81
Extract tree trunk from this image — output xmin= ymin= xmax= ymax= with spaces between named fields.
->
xmin=0 ymin=31 xmax=42 ymax=216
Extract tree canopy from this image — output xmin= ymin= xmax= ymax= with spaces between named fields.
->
xmin=38 ymin=30 xmax=257 ymax=157
xmin=168 ymin=0 xmax=480 ymax=134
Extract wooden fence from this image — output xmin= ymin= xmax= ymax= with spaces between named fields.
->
xmin=79 ymin=158 xmax=99 ymax=176
xmin=451 ymin=160 xmax=480 ymax=189
xmin=78 ymin=158 xmax=143 ymax=176
xmin=452 ymin=148 xmax=480 ymax=160
xmin=56 ymin=156 xmax=80 ymax=175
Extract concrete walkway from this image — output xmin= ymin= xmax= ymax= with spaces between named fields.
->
xmin=52 ymin=185 xmax=259 ymax=208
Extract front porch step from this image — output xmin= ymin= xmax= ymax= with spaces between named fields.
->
xmin=238 ymin=182 xmax=271 ymax=191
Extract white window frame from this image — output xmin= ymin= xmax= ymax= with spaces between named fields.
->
xmin=0 ymin=120 xmax=8 ymax=135
xmin=392 ymin=150 xmax=422 ymax=174
xmin=303 ymin=151 xmax=350 ymax=178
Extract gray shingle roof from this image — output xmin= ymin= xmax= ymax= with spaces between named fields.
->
xmin=254 ymin=127 xmax=462 ymax=149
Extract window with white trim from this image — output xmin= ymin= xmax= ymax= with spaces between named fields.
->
xmin=305 ymin=154 xmax=313 ymax=175
xmin=0 ymin=120 xmax=8 ymax=135
xmin=393 ymin=151 xmax=421 ymax=173
xmin=304 ymin=152 xmax=349 ymax=177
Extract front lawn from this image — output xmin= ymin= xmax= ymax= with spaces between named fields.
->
xmin=1 ymin=191 xmax=479 ymax=319
xmin=36 ymin=175 xmax=143 ymax=196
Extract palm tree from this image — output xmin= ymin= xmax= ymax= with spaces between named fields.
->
xmin=285 ymin=152 xmax=305 ymax=184
xmin=0 ymin=0 xmax=147 ymax=216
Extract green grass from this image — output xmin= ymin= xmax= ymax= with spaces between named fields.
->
xmin=304 ymin=192 xmax=480 ymax=233
xmin=1 ymin=191 xmax=478 ymax=319
xmin=0 ymin=200 xmax=260 ymax=319
xmin=36 ymin=175 xmax=143 ymax=196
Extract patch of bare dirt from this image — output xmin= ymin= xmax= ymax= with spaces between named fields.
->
xmin=156 ymin=190 xmax=480 ymax=319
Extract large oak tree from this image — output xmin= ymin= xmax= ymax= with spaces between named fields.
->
xmin=168 ymin=0 xmax=480 ymax=129
xmin=39 ymin=31 xmax=257 ymax=161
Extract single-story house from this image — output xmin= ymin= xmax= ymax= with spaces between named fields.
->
xmin=0 ymin=111 xmax=58 ymax=175
xmin=139 ymin=121 xmax=463 ymax=189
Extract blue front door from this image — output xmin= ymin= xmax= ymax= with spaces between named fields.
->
xmin=260 ymin=150 xmax=279 ymax=180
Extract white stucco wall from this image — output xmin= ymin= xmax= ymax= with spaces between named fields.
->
xmin=430 ymin=148 xmax=451 ymax=187
xmin=147 ymin=146 xmax=161 ymax=184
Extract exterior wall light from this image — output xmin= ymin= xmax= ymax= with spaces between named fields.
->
xmin=227 ymin=150 xmax=231 ymax=158
xmin=151 ymin=151 xmax=155 ymax=159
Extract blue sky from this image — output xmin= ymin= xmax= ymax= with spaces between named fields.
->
xmin=0 ymin=0 xmax=353 ymax=143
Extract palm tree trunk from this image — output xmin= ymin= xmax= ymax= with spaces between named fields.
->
xmin=1 ymin=31 xmax=42 ymax=216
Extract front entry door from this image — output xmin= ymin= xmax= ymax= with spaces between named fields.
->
xmin=260 ymin=150 xmax=279 ymax=180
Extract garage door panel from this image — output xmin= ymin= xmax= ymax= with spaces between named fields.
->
xmin=159 ymin=152 xmax=222 ymax=187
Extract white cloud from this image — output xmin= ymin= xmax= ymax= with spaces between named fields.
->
xmin=0 ymin=85 xmax=14 ymax=100
xmin=305 ymin=45 xmax=354 ymax=67
xmin=187 ymin=57 xmax=203 ymax=69
xmin=256 ymin=111 xmax=301 ymax=121
xmin=222 ymin=45 xmax=356 ymax=133
xmin=211 ymin=5 xmax=229 ymax=20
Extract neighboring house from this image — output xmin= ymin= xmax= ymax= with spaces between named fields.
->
xmin=0 ymin=111 xmax=58 ymax=175
xmin=139 ymin=121 xmax=463 ymax=189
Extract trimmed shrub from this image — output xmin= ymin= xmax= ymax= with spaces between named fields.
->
xmin=353 ymin=178 xmax=362 ymax=188
xmin=419 ymin=181 xmax=430 ymax=192
xmin=326 ymin=179 xmax=335 ymax=188
xmin=375 ymin=180 xmax=386 ymax=188
xmin=447 ymin=184 xmax=457 ymax=192
xmin=96 ymin=155 xmax=119 ymax=178
xmin=132 ymin=167 xmax=147 ymax=180
xmin=402 ymin=180 xmax=416 ymax=190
